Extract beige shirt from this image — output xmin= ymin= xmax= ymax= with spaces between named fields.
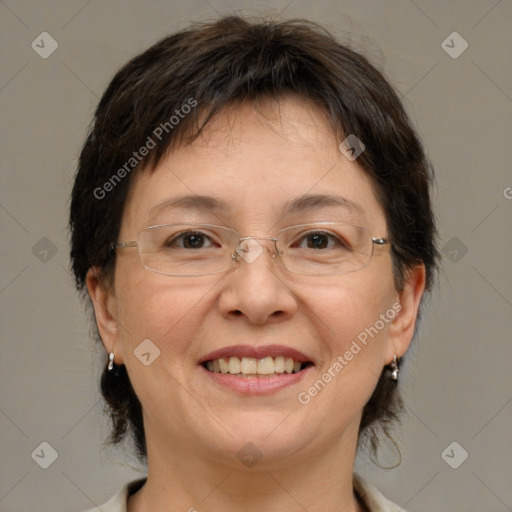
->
xmin=83 ymin=473 xmax=407 ymax=512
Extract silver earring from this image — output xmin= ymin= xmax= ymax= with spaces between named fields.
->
xmin=108 ymin=352 xmax=115 ymax=371
xmin=390 ymin=354 xmax=399 ymax=381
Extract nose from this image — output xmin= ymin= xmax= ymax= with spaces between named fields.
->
xmin=220 ymin=237 xmax=297 ymax=325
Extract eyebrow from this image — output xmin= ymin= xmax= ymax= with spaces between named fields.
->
xmin=148 ymin=195 xmax=228 ymax=220
xmin=282 ymin=193 xmax=365 ymax=217
xmin=147 ymin=193 xmax=365 ymax=221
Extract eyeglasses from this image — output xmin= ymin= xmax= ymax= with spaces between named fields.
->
xmin=110 ymin=222 xmax=390 ymax=277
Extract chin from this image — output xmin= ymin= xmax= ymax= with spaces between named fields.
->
xmin=195 ymin=410 xmax=318 ymax=466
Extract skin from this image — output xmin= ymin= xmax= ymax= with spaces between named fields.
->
xmin=87 ymin=96 xmax=425 ymax=512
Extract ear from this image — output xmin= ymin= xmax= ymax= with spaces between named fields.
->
xmin=85 ymin=267 xmax=124 ymax=365
xmin=385 ymin=264 xmax=426 ymax=364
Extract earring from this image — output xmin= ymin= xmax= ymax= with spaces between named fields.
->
xmin=390 ymin=354 xmax=399 ymax=381
xmin=108 ymin=352 xmax=115 ymax=371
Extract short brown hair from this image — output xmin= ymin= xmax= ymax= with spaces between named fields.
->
xmin=70 ymin=15 xmax=440 ymax=464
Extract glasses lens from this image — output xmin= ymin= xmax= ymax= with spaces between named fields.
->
xmin=135 ymin=222 xmax=375 ymax=277
xmin=279 ymin=223 xmax=373 ymax=275
xmin=138 ymin=224 xmax=237 ymax=276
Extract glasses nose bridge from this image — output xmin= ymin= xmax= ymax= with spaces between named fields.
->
xmin=238 ymin=235 xmax=279 ymax=242
xmin=232 ymin=235 xmax=280 ymax=263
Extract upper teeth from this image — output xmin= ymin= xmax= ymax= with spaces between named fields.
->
xmin=205 ymin=356 xmax=303 ymax=375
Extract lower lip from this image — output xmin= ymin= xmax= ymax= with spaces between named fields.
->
xmin=200 ymin=365 xmax=312 ymax=395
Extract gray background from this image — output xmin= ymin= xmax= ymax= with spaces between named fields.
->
xmin=1 ymin=1 xmax=511 ymax=511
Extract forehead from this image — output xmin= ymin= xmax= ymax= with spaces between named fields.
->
xmin=122 ymin=97 xmax=386 ymax=233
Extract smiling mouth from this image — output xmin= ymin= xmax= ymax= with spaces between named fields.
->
xmin=202 ymin=356 xmax=314 ymax=377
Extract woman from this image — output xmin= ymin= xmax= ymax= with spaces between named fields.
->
xmin=70 ymin=15 xmax=439 ymax=512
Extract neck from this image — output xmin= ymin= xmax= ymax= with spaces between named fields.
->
xmin=128 ymin=420 xmax=363 ymax=512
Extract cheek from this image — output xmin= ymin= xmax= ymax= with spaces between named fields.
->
xmin=297 ymin=283 xmax=390 ymax=414
xmin=115 ymin=270 xmax=218 ymax=358
xmin=307 ymin=275 xmax=393 ymax=357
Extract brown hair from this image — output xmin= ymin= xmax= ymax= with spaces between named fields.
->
xmin=69 ymin=15 xmax=439 ymax=464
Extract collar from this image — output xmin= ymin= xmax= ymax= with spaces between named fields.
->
xmin=93 ymin=473 xmax=406 ymax=512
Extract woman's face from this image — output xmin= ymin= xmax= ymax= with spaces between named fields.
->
xmin=89 ymin=97 xmax=423 ymax=469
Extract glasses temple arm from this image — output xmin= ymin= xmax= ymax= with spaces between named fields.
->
xmin=110 ymin=241 xmax=138 ymax=250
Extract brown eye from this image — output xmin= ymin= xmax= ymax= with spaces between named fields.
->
xmin=166 ymin=231 xmax=214 ymax=249
xmin=296 ymin=231 xmax=351 ymax=251
xmin=305 ymin=233 xmax=329 ymax=249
